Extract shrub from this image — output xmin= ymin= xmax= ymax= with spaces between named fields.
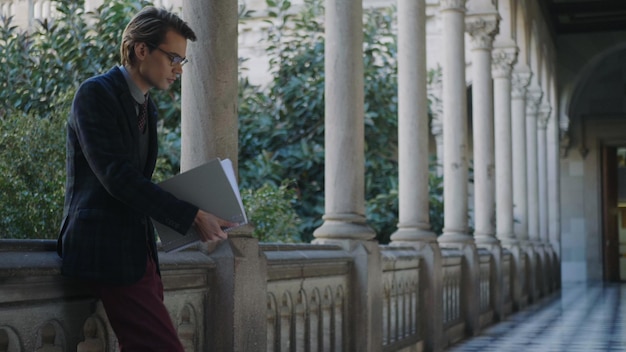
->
xmin=0 ymin=94 xmax=69 ymax=239
xmin=241 ymin=181 xmax=301 ymax=243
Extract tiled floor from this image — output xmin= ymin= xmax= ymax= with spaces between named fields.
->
xmin=446 ymin=283 xmax=626 ymax=351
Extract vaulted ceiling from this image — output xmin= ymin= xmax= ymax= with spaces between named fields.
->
xmin=544 ymin=0 xmax=626 ymax=34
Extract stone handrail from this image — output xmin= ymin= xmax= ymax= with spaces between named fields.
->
xmin=0 ymin=237 xmax=559 ymax=351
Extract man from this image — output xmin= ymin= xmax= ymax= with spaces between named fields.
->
xmin=57 ymin=7 xmax=233 ymax=351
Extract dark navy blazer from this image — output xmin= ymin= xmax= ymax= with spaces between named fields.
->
xmin=57 ymin=66 xmax=198 ymax=285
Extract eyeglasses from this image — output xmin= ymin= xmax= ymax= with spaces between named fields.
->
xmin=149 ymin=45 xmax=188 ymax=67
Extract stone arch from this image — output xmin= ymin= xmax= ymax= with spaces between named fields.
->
xmin=266 ymin=292 xmax=279 ymax=351
xmin=34 ymin=320 xmax=65 ymax=352
xmin=0 ymin=326 xmax=21 ymax=352
xmin=177 ymin=304 xmax=198 ymax=352
xmin=308 ymin=288 xmax=322 ymax=350
xmin=565 ymin=43 xmax=626 ymax=118
xmin=77 ymin=316 xmax=107 ymax=352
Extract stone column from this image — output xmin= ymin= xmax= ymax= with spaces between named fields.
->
xmin=491 ymin=43 xmax=517 ymax=318
xmin=466 ymin=12 xmax=499 ymax=245
xmin=181 ymin=2 xmax=265 ymax=350
xmin=525 ymin=84 xmax=543 ymax=302
xmin=547 ymin=79 xmax=561 ymax=288
xmin=438 ymin=0 xmax=481 ymax=337
xmin=510 ymin=66 xmax=531 ymax=308
xmin=537 ymin=102 xmax=551 ymax=295
xmin=492 ymin=46 xmax=517 ymax=245
xmin=391 ymin=0 xmax=442 ymax=350
xmin=181 ymin=0 xmax=239 ymax=171
xmin=314 ymin=1 xmax=381 ymax=350
xmin=313 ymin=0 xmax=375 ymax=242
xmin=511 ymin=67 xmax=532 ymax=245
xmin=438 ymin=0 xmax=470 ymax=244
xmin=392 ymin=0 xmax=436 ymax=244
xmin=525 ymin=85 xmax=543 ymax=246
xmin=537 ymin=103 xmax=551 ymax=245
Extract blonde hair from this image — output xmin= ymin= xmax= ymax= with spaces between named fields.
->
xmin=120 ymin=7 xmax=196 ymax=66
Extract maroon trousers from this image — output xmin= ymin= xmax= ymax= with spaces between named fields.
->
xmin=89 ymin=254 xmax=184 ymax=352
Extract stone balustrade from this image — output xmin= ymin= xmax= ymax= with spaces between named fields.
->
xmin=0 ymin=237 xmax=558 ymax=352
xmin=441 ymin=249 xmax=464 ymax=347
xmin=380 ymin=246 xmax=422 ymax=352
xmin=477 ymin=249 xmax=494 ymax=329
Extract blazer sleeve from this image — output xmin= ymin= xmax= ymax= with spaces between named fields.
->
xmin=70 ymin=78 xmax=197 ymax=235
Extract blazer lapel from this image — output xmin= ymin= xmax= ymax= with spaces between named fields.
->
xmin=145 ymin=99 xmax=159 ymax=177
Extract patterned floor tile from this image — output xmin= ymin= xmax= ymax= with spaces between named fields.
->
xmin=445 ymin=283 xmax=626 ymax=352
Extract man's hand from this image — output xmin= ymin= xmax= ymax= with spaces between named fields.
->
xmin=193 ymin=209 xmax=238 ymax=242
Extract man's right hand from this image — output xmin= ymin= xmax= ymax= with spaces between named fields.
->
xmin=193 ymin=209 xmax=237 ymax=242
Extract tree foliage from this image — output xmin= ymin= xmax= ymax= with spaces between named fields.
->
xmin=0 ymin=0 xmax=301 ymax=241
xmin=239 ymin=0 xmax=444 ymax=243
xmin=1 ymin=0 xmax=444 ymax=242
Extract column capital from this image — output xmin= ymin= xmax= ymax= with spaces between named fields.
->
xmin=538 ymin=103 xmax=552 ymax=129
xmin=491 ymin=45 xmax=518 ymax=79
xmin=511 ymin=69 xmax=532 ymax=99
xmin=466 ymin=14 xmax=499 ymax=50
xmin=525 ymin=85 xmax=543 ymax=116
xmin=440 ymin=0 xmax=466 ymax=12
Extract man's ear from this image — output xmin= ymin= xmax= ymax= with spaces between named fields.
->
xmin=134 ymin=42 xmax=148 ymax=61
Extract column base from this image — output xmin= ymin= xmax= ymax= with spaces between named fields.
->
xmin=390 ymin=227 xmax=437 ymax=242
xmin=438 ymin=230 xmax=473 ymax=243
xmin=313 ymin=216 xmax=376 ymax=241
xmin=475 ymin=233 xmax=501 ymax=245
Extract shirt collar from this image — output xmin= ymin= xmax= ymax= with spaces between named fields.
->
xmin=119 ymin=65 xmax=148 ymax=104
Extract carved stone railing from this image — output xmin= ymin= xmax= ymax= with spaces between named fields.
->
xmin=0 ymin=239 xmax=214 ymax=352
xmin=0 ymin=237 xmax=560 ymax=352
xmin=380 ymin=246 xmax=422 ymax=352
xmin=262 ymin=243 xmax=351 ymax=352
xmin=441 ymin=248 xmax=464 ymax=346
xmin=502 ymin=249 xmax=513 ymax=315
xmin=477 ymin=249 xmax=494 ymax=328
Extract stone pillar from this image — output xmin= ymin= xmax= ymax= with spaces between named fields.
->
xmin=209 ymin=236 xmax=268 ymax=351
xmin=537 ymin=102 xmax=551 ymax=295
xmin=314 ymin=0 xmax=381 ymax=350
xmin=392 ymin=0 xmax=442 ymax=350
xmin=438 ymin=0 xmax=470 ymax=244
xmin=392 ymin=0 xmax=435 ymax=244
xmin=313 ymin=0 xmax=374 ymax=242
xmin=547 ymin=79 xmax=561 ymax=288
xmin=510 ymin=66 xmax=531 ymax=308
xmin=466 ymin=11 xmax=499 ymax=245
xmin=491 ymin=43 xmax=518 ymax=319
xmin=537 ymin=103 xmax=551 ymax=245
xmin=525 ymin=84 xmax=543 ymax=302
xmin=511 ymin=67 xmax=532 ymax=244
xmin=181 ymin=0 xmax=239 ymax=171
xmin=181 ymin=2 xmax=265 ymax=351
xmin=525 ymin=85 xmax=542 ymax=246
xmin=438 ymin=0 xmax=480 ymax=337
xmin=492 ymin=45 xmax=518 ymax=245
